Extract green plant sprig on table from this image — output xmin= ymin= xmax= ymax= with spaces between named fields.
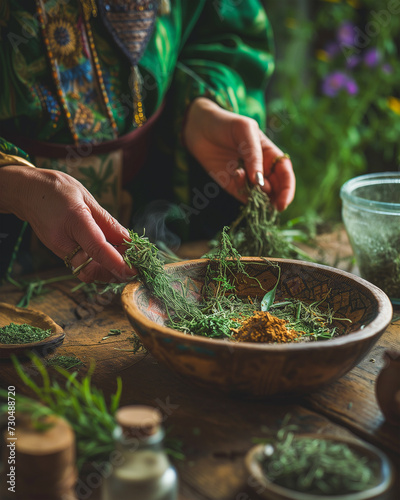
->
xmin=0 ymin=354 xmax=121 ymax=469
xmin=7 ymin=274 xmax=73 ymax=308
xmin=46 ymin=354 xmax=84 ymax=371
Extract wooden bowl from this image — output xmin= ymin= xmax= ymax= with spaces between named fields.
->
xmin=245 ymin=436 xmax=394 ymax=500
xmin=0 ymin=302 xmax=65 ymax=358
xmin=121 ymin=258 xmax=393 ymax=397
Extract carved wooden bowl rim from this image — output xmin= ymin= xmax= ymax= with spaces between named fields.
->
xmin=122 ymin=257 xmax=393 ymax=351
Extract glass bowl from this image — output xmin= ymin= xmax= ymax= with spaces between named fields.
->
xmin=341 ymin=172 xmax=400 ymax=305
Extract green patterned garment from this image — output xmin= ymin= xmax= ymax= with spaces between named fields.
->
xmin=0 ymin=0 xmax=274 ymax=148
xmin=0 ymin=0 xmax=274 ymax=249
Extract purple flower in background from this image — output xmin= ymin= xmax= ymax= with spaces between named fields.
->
xmin=364 ymin=48 xmax=381 ymax=67
xmin=345 ymin=78 xmax=358 ymax=95
xmin=337 ymin=22 xmax=355 ymax=46
xmin=322 ymin=71 xmax=349 ymax=97
xmin=322 ymin=72 xmax=358 ymax=97
xmin=346 ymin=54 xmax=360 ymax=69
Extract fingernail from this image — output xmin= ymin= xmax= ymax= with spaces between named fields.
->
xmin=256 ymin=172 xmax=265 ymax=187
xmin=121 ymin=228 xmax=130 ymax=240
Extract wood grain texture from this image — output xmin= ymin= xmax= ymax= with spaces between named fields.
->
xmin=0 ymin=269 xmax=399 ymax=500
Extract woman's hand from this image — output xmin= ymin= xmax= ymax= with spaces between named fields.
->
xmin=182 ymin=97 xmax=295 ymax=211
xmin=0 ymin=166 xmax=135 ymax=283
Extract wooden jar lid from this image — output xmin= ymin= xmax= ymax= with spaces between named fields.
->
xmin=2 ymin=414 xmax=77 ymax=500
xmin=16 ymin=414 xmax=75 ymax=455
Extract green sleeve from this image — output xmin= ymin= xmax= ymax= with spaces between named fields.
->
xmin=0 ymin=137 xmax=31 ymax=163
xmin=171 ymin=0 xmax=275 ymax=205
xmin=175 ymin=0 xmax=274 ymax=126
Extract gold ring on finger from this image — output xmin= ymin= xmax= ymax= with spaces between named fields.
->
xmin=64 ymin=245 xmax=82 ymax=269
xmin=269 ymin=153 xmax=291 ymax=176
xmin=72 ymin=257 xmax=93 ymax=277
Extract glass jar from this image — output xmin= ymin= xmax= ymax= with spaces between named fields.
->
xmin=101 ymin=406 xmax=178 ymax=500
xmin=340 ymin=172 xmax=400 ymax=304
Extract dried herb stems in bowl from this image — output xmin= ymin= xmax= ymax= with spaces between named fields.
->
xmin=123 ymin=228 xmax=349 ymax=343
xmin=260 ymin=435 xmax=378 ymax=495
xmin=249 ymin=427 xmax=392 ymax=498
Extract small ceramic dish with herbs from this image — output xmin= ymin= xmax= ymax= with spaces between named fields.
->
xmin=245 ymin=431 xmax=394 ymax=500
xmin=0 ymin=302 xmax=64 ymax=357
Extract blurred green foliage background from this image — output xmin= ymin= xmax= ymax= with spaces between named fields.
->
xmin=264 ymin=0 xmax=400 ymax=225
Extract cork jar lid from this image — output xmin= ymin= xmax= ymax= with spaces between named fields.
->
xmin=15 ymin=414 xmax=75 ymax=455
xmin=1 ymin=414 xmax=77 ymax=499
xmin=116 ymin=405 xmax=162 ymax=437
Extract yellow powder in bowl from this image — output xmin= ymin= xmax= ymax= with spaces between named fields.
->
xmin=233 ymin=311 xmax=301 ymax=343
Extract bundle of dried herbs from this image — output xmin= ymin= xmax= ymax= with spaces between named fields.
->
xmin=164 ymin=228 xmax=261 ymax=339
xmin=122 ymin=228 xmax=254 ymax=339
xmin=257 ymin=429 xmax=380 ymax=495
xmin=123 ymin=229 xmax=347 ymax=343
xmin=0 ymin=323 xmax=51 ymax=344
xmin=226 ymin=184 xmax=310 ymax=260
xmin=123 ymin=230 xmax=202 ymax=322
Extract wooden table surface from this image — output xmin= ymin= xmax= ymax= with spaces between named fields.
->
xmin=0 ymin=233 xmax=399 ymax=500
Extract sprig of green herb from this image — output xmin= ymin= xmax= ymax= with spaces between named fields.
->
xmin=46 ymin=354 xmax=84 ymax=371
xmin=170 ymin=228 xmax=263 ymax=339
xmin=227 ymin=184 xmax=310 ymax=260
xmin=123 ymin=231 xmax=201 ymax=323
xmin=0 ymin=354 xmax=122 ymax=469
xmin=102 ymin=329 xmax=123 ymax=340
xmin=129 ymin=333 xmax=147 ymax=354
xmin=269 ymin=295 xmax=351 ymax=340
xmin=8 ymin=275 xmax=72 ymax=308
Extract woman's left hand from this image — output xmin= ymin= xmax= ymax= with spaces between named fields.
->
xmin=183 ymin=97 xmax=295 ymax=211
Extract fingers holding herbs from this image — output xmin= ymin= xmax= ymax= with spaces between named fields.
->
xmin=258 ymin=131 xmax=295 ymax=212
xmin=182 ymin=97 xmax=295 ymax=210
xmin=63 ymin=203 xmax=136 ymax=283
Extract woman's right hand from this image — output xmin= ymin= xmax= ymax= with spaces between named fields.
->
xmin=0 ymin=165 xmax=136 ymax=283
